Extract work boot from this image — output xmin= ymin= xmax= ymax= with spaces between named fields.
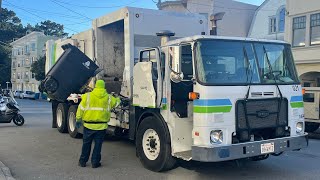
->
xmin=78 ymin=161 xmax=86 ymax=167
xmin=92 ymin=162 xmax=101 ymax=168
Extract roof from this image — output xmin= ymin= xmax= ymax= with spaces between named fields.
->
xmin=166 ymin=35 xmax=289 ymax=45
xmin=10 ymin=31 xmax=45 ymax=45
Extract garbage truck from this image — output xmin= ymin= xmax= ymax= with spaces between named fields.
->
xmin=41 ymin=7 xmax=308 ymax=172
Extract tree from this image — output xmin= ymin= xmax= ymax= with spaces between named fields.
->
xmin=0 ymin=8 xmax=26 ymax=43
xmin=0 ymin=8 xmax=25 ymax=87
xmin=31 ymin=56 xmax=46 ymax=81
xmin=0 ymin=45 xmax=11 ymax=88
xmin=30 ymin=20 xmax=68 ymax=37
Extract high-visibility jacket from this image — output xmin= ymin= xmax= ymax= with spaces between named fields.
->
xmin=76 ymin=87 xmax=120 ymax=130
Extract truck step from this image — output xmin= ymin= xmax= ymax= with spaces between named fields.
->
xmin=174 ymin=150 xmax=192 ymax=161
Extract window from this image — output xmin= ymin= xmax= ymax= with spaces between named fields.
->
xmin=17 ymin=73 xmax=21 ymax=79
xmin=21 ymin=48 xmax=24 ymax=55
xmin=31 ymin=43 xmax=36 ymax=51
xmin=25 ymin=72 xmax=29 ymax=79
xmin=293 ymin=16 xmax=306 ymax=47
xmin=269 ymin=17 xmax=277 ymax=34
xmin=32 ymin=73 xmax=35 ymax=79
xmin=12 ymin=73 xmax=16 ymax=79
xmin=279 ymin=8 xmax=286 ymax=32
xmin=25 ymin=45 xmax=29 ymax=54
xmin=196 ymin=40 xmax=299 ymax=85
xmin=140 ymin=50 xmax=158 ymax=80
xmin=181 ymin=45 xmax=193 ymax=80
xmin=311 ymin=13 xmax=320 ymax=45
xmin=303 ymin=93 xmax=315 ymax=102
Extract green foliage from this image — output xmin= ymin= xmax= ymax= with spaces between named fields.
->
xmin=31 ymin=56 xmax=46 ymax=81
xmin=0 ymin=8 xmax=26 ymax=43
xmin=0 ymin=8 xmax=25 ymax=87
xmin=0 ymin=45 xmax=11 ymax=88
xmin=28 ymin=20 xmax=68 ymax=37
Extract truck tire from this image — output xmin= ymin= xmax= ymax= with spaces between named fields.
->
xmin=67 ymin=105 xmax=82 ymax=138
xmin=305 ymin=122 xmax=320 ymax=132
xmin=56 ymin=103 xmax=69 ymax=133
xmin=136 ymin=116 xmax=176 ymax=172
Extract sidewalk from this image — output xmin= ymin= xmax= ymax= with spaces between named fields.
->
xmin=0 ymin=161 xmax=15 ymax=180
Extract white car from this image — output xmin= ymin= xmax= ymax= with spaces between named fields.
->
xmin=13 ymin=90 xmax=23 ymax=98
xmin=20 ymin=91 xmax=36 ymax=100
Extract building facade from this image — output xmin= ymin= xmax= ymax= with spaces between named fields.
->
xmin=158 ymin=0 xmax=257 ymax=37
xmin=284 ymin=0 xmax=320 ymax=87
xmin=11 ymin=32 xmax=58 ymax=92
xmin=248 ymin=0 xmax=286 ymax=40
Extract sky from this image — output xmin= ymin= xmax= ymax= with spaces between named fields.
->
xmin=2 ymin=0 xmax=265 ymax=35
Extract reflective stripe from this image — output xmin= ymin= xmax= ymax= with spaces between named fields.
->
xmin=86 ymin=107 xmax=106 ymax=111
xmin=115 ymin=101 xmax=120 ymax=108
xmin=107 ymin=95 xmax=111 ymax=111
xmin=79 ymin=105 xmax=85 ymax=110
xmin=86 ymin=93 xmax=90 ymax=109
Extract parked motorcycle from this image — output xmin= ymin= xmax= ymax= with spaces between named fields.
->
xmin=0 ymin=92 xmax=24 ymax=126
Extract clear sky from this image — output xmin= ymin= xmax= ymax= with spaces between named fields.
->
xmin=3 ymin=0 xmax=265 ymax=35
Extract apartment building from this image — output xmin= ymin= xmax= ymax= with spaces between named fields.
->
xmin=158 ymin=0 xmax=258 ymax=37
xmin=284 ymin=0 xmax=320 ymax=87
xmin=11 ymin=31 xmax=58 ymax=92
xmin=248 ymin=0 xmax=286 ymax=40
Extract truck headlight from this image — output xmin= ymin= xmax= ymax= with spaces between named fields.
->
xmin=296 ymin=122 xmax=304 ymax=133
xmin=210 ymin=130 xmax=223 ymax=144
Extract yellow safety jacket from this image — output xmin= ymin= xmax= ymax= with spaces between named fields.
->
xmin=76 ymin=88 xmax=120 ymax=130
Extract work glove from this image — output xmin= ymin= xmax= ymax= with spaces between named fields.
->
xmin=76 ymin=120 xmax=82 ymax=129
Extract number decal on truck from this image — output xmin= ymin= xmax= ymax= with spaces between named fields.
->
xmin=292 ymin=85 xmax=299 ymax=92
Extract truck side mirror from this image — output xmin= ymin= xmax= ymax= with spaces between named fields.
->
xmin=170 ymin=72 xmax=184 ymax=83
xmin=168 ymin=46 xmax=182 ymax=83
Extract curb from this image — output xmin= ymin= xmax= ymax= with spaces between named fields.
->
xmin=0 ymin=161 xmax=15 ymax=180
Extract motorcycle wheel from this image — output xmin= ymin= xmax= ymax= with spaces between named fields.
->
xmin=13 ymin=114 xmax=25 ymax=126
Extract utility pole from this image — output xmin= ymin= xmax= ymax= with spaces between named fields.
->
xmin=0 ymin=0 xmax=2 ymax=13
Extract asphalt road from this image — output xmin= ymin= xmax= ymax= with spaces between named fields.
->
xmin=0 ymin=99 xmax=320 ymax=180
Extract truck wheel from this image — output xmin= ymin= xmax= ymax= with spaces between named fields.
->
xmin=68 ymin=105 xmax=82 ymax=138
xmin=56 ymin=103 xmax=69 ymax=133
xmin=136 ymin=116 xmax=176 ymax=172
xmin=305 ymin=122 xmax=319 ymax=132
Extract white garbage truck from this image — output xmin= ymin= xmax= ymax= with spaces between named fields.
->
xmin=42 ymin=7 xmax=308 ymax=172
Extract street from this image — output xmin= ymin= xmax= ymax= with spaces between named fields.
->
xmin=0 ymin=99 xmax=319 ymax=180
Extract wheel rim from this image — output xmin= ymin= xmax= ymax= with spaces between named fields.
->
xmin=142 ymin=129 xmax=160 ymax=160
xmin=68 ymin=112 xmax=76 ymax=132
xmin=57 ymin=109 xmax=63 ymax=128
xmin=15 ymin=115 xmax=23 ymax=125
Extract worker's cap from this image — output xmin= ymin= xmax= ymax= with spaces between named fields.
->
xmin=95 ymin=80 xmax=105 ymax=89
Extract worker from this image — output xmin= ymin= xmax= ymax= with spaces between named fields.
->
xmin=76 ymin=80 xmax=120 ymax=168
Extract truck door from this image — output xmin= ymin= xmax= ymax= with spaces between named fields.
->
xmin=133 ymin=48 xmax=163 ymax=108
xmin=304 ymin=91 xmax=320 ymax=119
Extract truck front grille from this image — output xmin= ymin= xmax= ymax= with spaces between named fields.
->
xmin=236 ymin=98 xmax=288 ymax=131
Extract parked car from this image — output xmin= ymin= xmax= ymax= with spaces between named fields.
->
xmin=20 ymin=91 xmax=36 ymax=100
xmin=13 ymin=90 xmax=23 ymax=98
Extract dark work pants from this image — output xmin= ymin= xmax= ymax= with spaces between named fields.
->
xmin=79 ymin=127 xmax=105 ymax=165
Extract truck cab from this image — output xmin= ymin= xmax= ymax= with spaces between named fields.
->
xmin=133 ymin=34 xmax=308 ymax=169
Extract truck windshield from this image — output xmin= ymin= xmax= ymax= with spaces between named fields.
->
xmin=195 ymin=39 xmax=299 ymax=85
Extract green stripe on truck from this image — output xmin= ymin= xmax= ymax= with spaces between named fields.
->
xmin=194 ymin=106 xmax=232 ymax=113
xmin=290 ymin=102 xmax=304 ymax=108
